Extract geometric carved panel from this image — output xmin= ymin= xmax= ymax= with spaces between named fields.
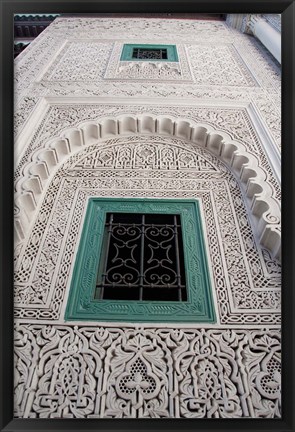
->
xmin=14 ymin=137 xmax=280 ymax=325
xmin=187 ymin=44 xmax=258 ymax=87
xmin=13 ymin=15 xmax=281 ymax=419
xmin=40 ymin=41 xmax=113 ymax=82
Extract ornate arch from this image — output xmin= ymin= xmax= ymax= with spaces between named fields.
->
xmin=14 ymin=113 xmax=281 ymax=261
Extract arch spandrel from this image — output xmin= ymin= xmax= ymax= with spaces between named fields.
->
xmin=14 ymin=114 xmax=281 ymax=261
xmin=14 ymin=133 xmax=280 ymax=327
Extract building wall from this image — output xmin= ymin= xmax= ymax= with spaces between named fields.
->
xmin=14 ymin=17 xmax=281 ymax=419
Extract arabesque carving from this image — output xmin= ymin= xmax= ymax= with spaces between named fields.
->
xmin=15 ymin=115 xmax=281 ymax=261
xmin=14 ymin=17 xmax=281 ymax=420
xmin=14 ymin=325 xmax=281 ymax=418
xmin=103 ymin=42 xmax=193 ymax=82
xmin=14 ymin=136 xmax=280 ymax=325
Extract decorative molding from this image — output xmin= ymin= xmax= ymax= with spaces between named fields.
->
xmin=120 ymin=44 xmax=179 ymax=62
xmin=65 ymin=198 xmax=216 ymax=323
xmin=14 ymin=136 xmax=280 ymax=325
xmin=247 ymin=103 xmax=280 ymax=183
xmin=14 ymin=115 xmax=281 ymax=261
xmin=248 ymin=16 xmax=281 ymax=64
xmin=226 ymin=14 xmax=281 ymax=64
xmin=13 ymin=17 xmax=281 ymax=419
xmin=104 ymin=42 xmax=193 ymax=82
xmin=14 ymin=18 xmax=281 ymax=153
xmin=51 ymin=18 xmax=233 ymax=42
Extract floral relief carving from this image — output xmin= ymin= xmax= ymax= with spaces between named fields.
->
xmin=41 ymin=41 xmax=113 ymax=82
xmin=179 ymin=351 xmax=243 ymax=417
xmin=187 ymin=44 xmax=257 ymax=87
xmin=104 ymin=42 xmax=193 ymax=82
xmin=14 ymin=137 xmax=280 ymax=324
xmin=14 ymin=325 xmax=40 ymax=418
xmin=104 ymin=333 xmax=169 ymax=417
xmin=241 ymin=332 xmax=281 ymax=417
xmin=14 ymin=105 xmax=280 ymax=198
xmin=14 ymin=17 xmax=281 ymax=420
xmin=14 ymin=18 xmax=280 ymax=152
xmin=14 ymin=325 xmax=281 ymax=418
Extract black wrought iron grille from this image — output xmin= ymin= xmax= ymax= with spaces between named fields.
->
xmin=132 ymin=48 xmax=168 ymax=60
xmin=95 ymin=213 xmax=187 ymax=301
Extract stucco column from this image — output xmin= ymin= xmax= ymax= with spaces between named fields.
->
xmin=249 ymin=16 xmax=281 ymax=63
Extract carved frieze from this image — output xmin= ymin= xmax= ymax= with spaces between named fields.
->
xmin=14 ymin=325 xmax=281 ymax=418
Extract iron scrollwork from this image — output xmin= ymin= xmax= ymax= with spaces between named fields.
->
xmin=95 ymin=213 xmax=187 ymax=302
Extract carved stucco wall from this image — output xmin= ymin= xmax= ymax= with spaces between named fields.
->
xmin=14 ymin=17 xmax=281 ymax=419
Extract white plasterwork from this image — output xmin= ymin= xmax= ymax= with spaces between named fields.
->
xmin=14 ymin=325 xmax=281 ymax=418
xmin=103 ymin=42 xmax=193 ymax=82
xmin=14 ymin=135 xmax=280 ymax=324
xmin=14 ymin=109 xmax=281 ymax=263
xmin=14 ymin=18 xmax=281 ymax=152
xmin=14 ymin=97 xmax=281 ymax=185
xmin=14 ymin=17 xmax=281 ymax=419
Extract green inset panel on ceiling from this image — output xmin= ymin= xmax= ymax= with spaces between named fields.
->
xmin=120 ymin=44 xmax=179 ymax=62
xmin=65 ymin=198 xmax=216 ymax=323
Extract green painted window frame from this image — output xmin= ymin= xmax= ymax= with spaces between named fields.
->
xmin=65 ymin=198 xmax=216 ymax=323
xmin=120 ymin=44 xmax=179 ymax=62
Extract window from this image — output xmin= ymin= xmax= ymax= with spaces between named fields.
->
xmin=94 ymin=212 xmax=187 ymax=302
xmin=120 ymin=44 xmax=179 ymax=62
xmin=65 ymin=198 xmax=216 ymax=323
xmin=131 ymin=48 xmax=168 ymax=60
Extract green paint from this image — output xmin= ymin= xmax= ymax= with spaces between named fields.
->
xmin=120 ymin=44 xmax=179 ymax=62
xmin=65 ymin=198 xmax=216 ymax=323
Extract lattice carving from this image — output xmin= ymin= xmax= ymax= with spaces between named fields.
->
xmin=14 ymin=325 xmax=281 ymax=418
xmin=15 ymin=118 xmax=281 ymax=261
xmin=14 ymin=136 xmax=280 ymax=324
xmin=187 ymin=44 xmax=257 ymax=87
xmin=104 ymin=42 xmax=193 ymax=82
xmin=73 ymin=142 xmax=218 ymax=171
xmin=13 ymin=17 xmax=281 ymax=420
xmin=40 ymin=41 xmax=113 ymax=82
xmin=114 ymin=62 xmax=182 ymax=80
xmin=14 ymin=18 xmax=280 ymax=152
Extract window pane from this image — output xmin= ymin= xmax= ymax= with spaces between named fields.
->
xmin=95 ymin=213 xmax=187 ymax=301
xmin=131 ymin=48 xmax=168 ymax=60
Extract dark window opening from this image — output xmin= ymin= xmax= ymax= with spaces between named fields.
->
xmin=95 ymin=213 xmax=187 ymax=302
xmin=132 ymin=48 xmax=168 ymax=60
